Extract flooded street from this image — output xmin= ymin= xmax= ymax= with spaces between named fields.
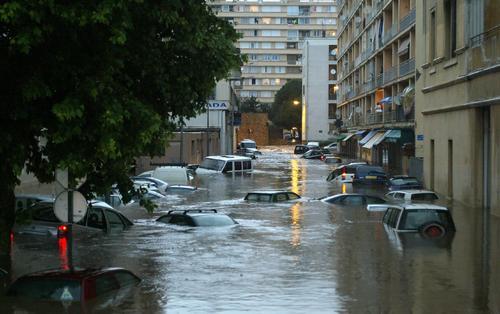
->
xmin=3 ymin=147 xmax=500 ymax=313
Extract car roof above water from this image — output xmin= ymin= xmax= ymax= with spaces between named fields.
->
xmin=205 ymin=155 xmax=252 ymax=161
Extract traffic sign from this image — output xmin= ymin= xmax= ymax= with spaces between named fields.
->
xmin=54 ymin=191 xmax=87 ymax=223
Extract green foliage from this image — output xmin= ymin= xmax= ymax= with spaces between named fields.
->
xmin=0 ymin=1 xmax=242 ymax=226
xmin=269 ymin=79 xmax=302 ymax=129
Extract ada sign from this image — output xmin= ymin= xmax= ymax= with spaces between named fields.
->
xmin=207 ymin=100 xmax=229 ymax=110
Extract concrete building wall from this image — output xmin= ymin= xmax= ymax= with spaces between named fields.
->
xmin=302 ymin=39 xmax=336 ymax=142
xmin=416 ymin=0 xmax=500 ymax=211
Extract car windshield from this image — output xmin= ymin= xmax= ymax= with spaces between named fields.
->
xmin=192 ymin=215 xmax=236 ymax=226
xmin=241 ymin=142 xmax=256 ymax=149
xmin=412 ymin=193 xmax=438 ymax=201
xmin=391 ymin=178 xmax=420 ymax=185
xmin=199 ymin=158 xmax=225 ymax=171
xmin=8 ymin=278 xmax=81 ymax=301
xmin=399 ymin=209 xmax=452 ymax=230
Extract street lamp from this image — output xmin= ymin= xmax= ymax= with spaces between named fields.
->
xmin=292 ymin=100 xmax=300 ymax=106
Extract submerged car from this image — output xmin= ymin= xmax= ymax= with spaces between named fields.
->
xmin=351 ymin=165 xmax=388 ymax=185
xmin=379 ymin=203 xmax=456 ymax=239
xmin=156 ymin=209 xmax=238 ymax=227
xmin=301 ymin=149 xmax=326 ymax=160
xmin=13 ymin=201 xmax=133 ymax=237
xmin=196 ymin=155 xmax=253 ymax=174
xmin=7 ymin=267 xmax=141 ymax=302
xmin=386 ymin=176 xmax=423 ymax=191
xmin=385 ymin=190 xmax=439 ymax=202
xmin=244 ymin=190 xmax=301 ymax=202
xmin=326 ymin=162 xmax=367 ymax=183
xmin=236 ymin=139 xmax=262 ymax=158
xmin=320 ymin=193 xmax=387 ymax=206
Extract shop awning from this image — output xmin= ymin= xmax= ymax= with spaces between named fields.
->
xmin=362 ymin=132 xmax=386 ymax=149
xmin=355 ymin=129 xmax=368 ymax=136
xmin=373 ymin=130 xmax=392 ymax=146
xmin=359 ymin=130 xmax=379 ymax=145
xmin=342 ymin=133 xmax=356 ymax=142
xmin=331 ymin=133 xmax=347 ymax=141
xmin=376 ymin=129 xmax=415 ymax=144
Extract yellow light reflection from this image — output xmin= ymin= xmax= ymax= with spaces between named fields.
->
xmin=290 ymin=159 xmax=300 ymax=195
xmin=342 ymin=183 xmax=347 ymax=194
xmin=290 ymin=202 xmax=302 ymax=247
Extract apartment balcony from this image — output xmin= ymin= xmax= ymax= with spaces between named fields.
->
xmin=383 ymin=25 xmax=397 ymax=45
xmin=329 ymin=93 xmax=337 ymax=101
xmin=366 ymin=108 xmax=414 ymax=125
xmin=376 ymin=73 xmax=383 ymax=87
xmin=383 ymin=66 xmax=397 ymax=84
xmin=399 ymin=8 xmax=416 ymax=32
xmin=362 ymin=80 xmax=375 ymax=93
xmin=467 ymin=25 xmax=500 ymax=73
xmin=399 ymin=58 xmax=415 ymax=77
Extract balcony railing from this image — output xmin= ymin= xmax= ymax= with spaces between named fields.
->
xmin=383 ymin=25 xmax=397 ymax=45
xmin=399 ymin=9 xmax=416 ymax=32
xmin=366 ymin=108 xmax=414 ymax=125
xmin=383 ymin=66 xmax=397 ymax=84
xmin=399 ymin=58 xmax=415 ymax=77
xmin=376 ymin=73 xmax=383 ymax=87
xmin=467 ymin=25 xmax=500 ymax=73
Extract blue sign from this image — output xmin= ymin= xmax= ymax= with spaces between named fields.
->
xmin=416 ymin=134 xmax=424 ymax=141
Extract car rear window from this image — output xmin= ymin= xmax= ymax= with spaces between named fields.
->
xmin=245 ymin=194 xmax=272 ymax=202
xmin=192 ymin=215 xmax=236 ymax=226
xmin=391 ymin=178 xmax=420 ymax=185
xmin=399 ymin=209 xmax=452 ymax=230
xmin=32 ymin=206 xmax=59 ymax=223
xmin=8 ymin=278 xmax=81 ymax=301
xmin=114 ymin=271 xmax=140 ymax=287
xmin=356 ymin=166 xmax=386 ymax=177
xmin=411 ymin=193 xmax=438 ymax=201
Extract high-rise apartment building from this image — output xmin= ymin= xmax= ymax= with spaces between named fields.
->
xmin=301 ymin=38 xmax=338 ymax=142
xmin=208 ymin=0 xmax=338 ymax=105
xmin=415 ymin=0 xmax=500 ymax=211
xmin=337 ymin=0 xmax=416 ymax=174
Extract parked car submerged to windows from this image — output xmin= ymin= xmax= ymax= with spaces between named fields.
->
xmin=244 ymin=190 xmax=301 ymax=202
xmin=196 ymin=155 xmax=253 ymax=174
xmin=326 ymin=162 xmax=367 ymax=183
xmin=13 ymin=201 xmax=133 ymax=237
xmin=386 ymin=176 xmax=424 ymax=191
xmin=156 ymin=209 xmax=238 ymax=227
xmin=351 ymin=165 xmax=388 ymax=185
xmin=7 ymin=267 xmax=141 ymax=302
xmin=385 ymin=190 xmax=439 ymax=202
xmin=379 ymin=203 xmax=456 ymax=239
xmin=320 ymin=193 xmax=386 ymax=206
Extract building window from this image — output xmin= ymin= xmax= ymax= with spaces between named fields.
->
xmin=429 ymin=9 xmax=437 ymax=61
xmin=328 ymin=104 xmax=337 ymax=119
xmin=445 ymin=0 xmax=457 ymax=58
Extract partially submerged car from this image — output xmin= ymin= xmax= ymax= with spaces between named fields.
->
xmin=351 ymin=165 xmax=388 ymax=186
xmin=326 ymin=162 xmax=367 ymax=183
xmin=156 ymin=209 xmax=238 ymax=227
xmin=320 ymin=193 xmax=386 ymax=206
xmin=244 ymin=190 xmax=301 ymax=202
xmin=196 ymin=155 xmax=253 ymax=174
xmin=6 ymin=267 xmax=141 ymax=302
xmin=377 ymin=203 xmax=456 ymax=239
xmin=13 ymin=200 xmax=133 ymax=237
xmin=236 ymin=139 xmax=262 ymax=158
xmin=385 ymin=190 xmax=439 ymax=202
xmin=386 ymin=176 xmax=423 ymax=191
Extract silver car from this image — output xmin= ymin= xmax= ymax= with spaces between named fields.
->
xmin=13 ymin=200 xmax=133 ymax=237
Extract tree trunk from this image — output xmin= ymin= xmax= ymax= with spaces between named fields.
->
xmin=0 ymin=174 xmax=16 ymax=283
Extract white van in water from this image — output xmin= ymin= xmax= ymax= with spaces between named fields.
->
xmin=196 ymin=155 xmax=253 ymax=174
xmin=150 ymin=166 xmax=192 ymax=185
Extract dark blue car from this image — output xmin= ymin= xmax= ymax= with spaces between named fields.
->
xmin=351 ymin=165 xmax=388 ymax=185
xmin=386 ymin=176 xmax=424 ymax=191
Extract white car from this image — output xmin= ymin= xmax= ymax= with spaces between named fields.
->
xmin=385 ymin=190 xmax=439 ymax=202
xmin=323 ymin=142 xmax=338 ymax=153
xmin=326 ymin=162 xmax=368 ymax=183
xmin=131 ymin=176 xmax=169 ymax=194
xmin=196 ymin=155 xmax=253 ymax=174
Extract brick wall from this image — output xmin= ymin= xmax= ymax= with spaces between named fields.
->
xmin=237 ymin=113 xmax=269 ymax=145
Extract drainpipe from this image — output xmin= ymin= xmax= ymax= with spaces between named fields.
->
xmin=482 ymin=106 xmax=491 ymax=213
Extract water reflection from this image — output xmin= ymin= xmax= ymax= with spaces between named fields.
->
xmin=289 ymin=203 xmax=302 ymax=247
xmin=58 ymin=237 xmax=69 ymax=270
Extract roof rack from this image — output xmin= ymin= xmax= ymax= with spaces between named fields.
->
xmin=166 ymin=209 xmax=218 ymax=215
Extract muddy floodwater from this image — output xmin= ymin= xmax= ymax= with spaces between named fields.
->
xmin=2 ymin=147 xmax=500 ymax=313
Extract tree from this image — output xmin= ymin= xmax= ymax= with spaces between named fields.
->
xmin=239 ymin=97 xmax=259 ymax=113
xmin=269 ymin=79 xmax=302 ymax=129
xmin=0 ymin=1 xmax=242 ymax=253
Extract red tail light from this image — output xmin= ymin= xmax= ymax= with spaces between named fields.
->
xmin=341 ymin=168 xmax=346 ymax=180
xmin=57 ymin=225 xmax=69 ymax=238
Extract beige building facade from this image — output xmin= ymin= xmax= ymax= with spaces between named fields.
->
xmin=415 ymin=0 xmax=500 ymax=212
xmin=208 ymin=0 xmax=337 ymax=105
xmin=337 ymin=0 xmax=416 ymax=174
